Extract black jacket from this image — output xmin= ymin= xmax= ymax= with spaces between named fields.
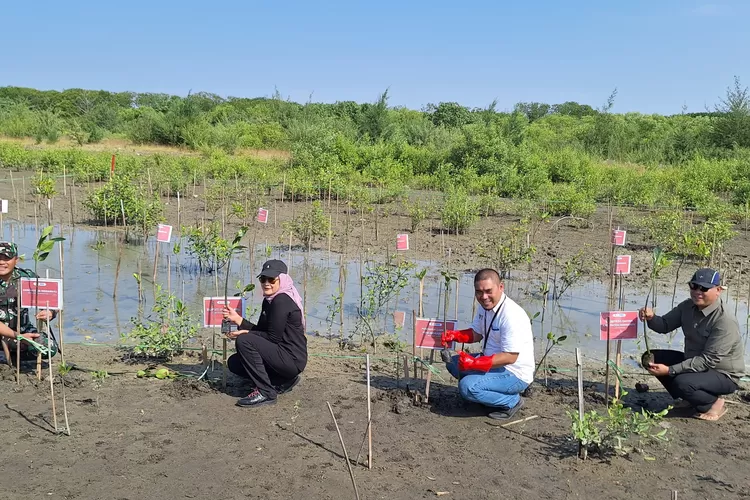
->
xmin=240 ymin=293 xmax=307 ymax=369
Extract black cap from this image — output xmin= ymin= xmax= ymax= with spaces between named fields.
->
xmin=689 ymin=268 xmax=721 ymax=289
xmin=257 ymin=259 xmax=287 ymax=279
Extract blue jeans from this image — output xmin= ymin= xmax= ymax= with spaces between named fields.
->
xmin=445 ymin=354 xmax=529 ymax=409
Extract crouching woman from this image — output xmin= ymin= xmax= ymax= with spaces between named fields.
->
xmin=223 ymin=259 xmax=307 ymax=408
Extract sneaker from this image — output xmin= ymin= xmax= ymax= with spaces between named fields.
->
xmin=440 ymin=349 xmax=456 ymax=364
xmin=276 ymin=375 xmax=301 ymax=395
xmin=488 ymin=398 xmax=525 ymax=421
xmin=236 ymin=389 xmax=276 ymax=408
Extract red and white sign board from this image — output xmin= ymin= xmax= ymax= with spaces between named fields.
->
xmin=0 ymin=200 xmax=8 ymax=214
xmin=415 ymin=317 xmax=459 ymax=350
xmin=156 ymin=224 xmax=173 ymax=243
xmin=257 ymin=208 xmax=269 ymax=224
xmin=611 ymin=229 xmax=627 ymax=246
xmin=203 ymin=296 xmax=246 ymax=328
xmin=19 ymin=278 xmax=64 ymax=310
xmin=615 ymin=255 xmax=631 ymax=275
xmin=600 ymin=311 xmax=638 ymax=340
xmin=396 ymin=234 xmax=409 ymax=251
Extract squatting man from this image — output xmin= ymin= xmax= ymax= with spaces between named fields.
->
xmin=439 ymin=268 xmax=534 ymax=420
xmin=639 ymin=267 xmax=745 ymax=422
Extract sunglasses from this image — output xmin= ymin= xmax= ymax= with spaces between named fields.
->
xmin=688 ymin=283 xmax=714 ymax=292
xmin=259 ymin=276 xmax=278 ymax=284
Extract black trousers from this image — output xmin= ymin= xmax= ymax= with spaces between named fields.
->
xmin=651 ymin=349 xmax=738 ymax=414
xmin=227 ymin=333 xmax=301 ymax=399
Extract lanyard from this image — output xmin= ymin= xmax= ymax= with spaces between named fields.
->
xmin=482 ymin=295 xmax=507 ymax=353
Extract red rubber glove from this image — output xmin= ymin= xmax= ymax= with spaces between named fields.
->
xmin=458 ymin=351 xmax=494 ymax=372
xmin=441 ymin=328 xmax=474 ymax=347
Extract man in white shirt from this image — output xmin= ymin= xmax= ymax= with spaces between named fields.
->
xmin=440 ymin=268 xmax=535 ymax=420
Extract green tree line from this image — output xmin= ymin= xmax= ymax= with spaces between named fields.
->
xmin=2 ymin=79 xmax=750 ymax=215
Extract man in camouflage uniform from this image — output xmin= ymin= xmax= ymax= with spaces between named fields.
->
xmin=0 ymin=242 xmax=58 ymax=362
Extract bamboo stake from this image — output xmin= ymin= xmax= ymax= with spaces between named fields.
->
xmin=354 ymin=419 xmax=371 ymax=467
xmin=576 ymin=348 xmax=586 ymax=459
xmin=16 ymin=298 xmax=21 ymax=384
xmin=366 ymin=354 xmax=372 ymax=469
xmin=326 ymin=402 xmax=361 ymax=500
xmin=604 ymin=317 xmax=611 ymax=405
xmin=45 ymin=301 xmax=59 ymax=433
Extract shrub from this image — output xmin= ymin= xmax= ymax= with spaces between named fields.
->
xmin=83 ymin=174 xmax=163 ymax=235
xmin=283 ymin=200 xmax=330 ymax=248
xmin=124 ymin=285 xmax=196 ymax=359
xmin=441 ymin=188 xmax=479 ymax=234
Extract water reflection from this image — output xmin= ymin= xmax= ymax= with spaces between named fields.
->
xmin=5 ymin=222 xmax=749 ymax=366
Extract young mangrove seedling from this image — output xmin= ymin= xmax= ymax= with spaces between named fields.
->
xmin=641 ymin=247 xmax=672 ymax=368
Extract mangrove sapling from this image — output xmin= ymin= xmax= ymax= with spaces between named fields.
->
xmin=530 ymin=332 xmax=567 ymax=388
xmin=641 ymin=248 xmax=672 ymax=368
xmin=26 ymin=227 xmax=66 ymax=431
xmin=221 ymin=227 xmax=249 ymax=389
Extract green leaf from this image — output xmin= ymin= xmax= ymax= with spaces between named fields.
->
xmin=556 ymin=335 xmax=568 ymax=343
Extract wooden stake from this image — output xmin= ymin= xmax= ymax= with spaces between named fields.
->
xmin=15 ymin=297 xmax=21 ymax=384
xmin=500 ymin=414 xmax=539 ymax=428
xmin=412 ymin=310 xmax=417 ymax=379
xmin=46 ymin=301 xmax=59 ymax=433
xmin=222 ymin=338 xmax=228 ymax=390
xmin=604 ymin=317 xmax=611 ymax=405
xmin=326 ymin=402 xmax=361 ymax=500
xmin=614 ymin=340 xmax=622 ymax=399
xmin=366 ymin=354 xmax=372 ymax=469
xmin=576 ymin=348 xmax=586 ymax=460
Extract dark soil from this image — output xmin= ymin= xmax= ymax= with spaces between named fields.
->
xmin=1 ymin=338 xmax=749 ymax=500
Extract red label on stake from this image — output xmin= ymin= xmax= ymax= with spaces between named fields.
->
xmin=257 ymin=208 xmax=269 ymax=224
xmin=111 ymin=155 xmax=116 ymax=175
xmin=615 ymin=255 xmax=631 ymax=275
xmin=600 ymin=311 xmax=638 ymax=340
xmin=396 ymin=234 xmax=409 ymax=251
xmin=203 ymin=297 xmax=246 ymax=328
xmin=611 ymin=229 xmax=627 ymax=246
xmin=19 ymin=278 xmax=64 ymax=310
xmin=415 ymin=317 xmax=458 ymax=349
xmin=156 ymin=224 xmax=173 ymax=243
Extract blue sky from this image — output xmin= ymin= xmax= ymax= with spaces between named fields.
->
xmin=2 ymin=0 xmax=748 ymax=114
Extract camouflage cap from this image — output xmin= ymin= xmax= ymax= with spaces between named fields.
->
xmin=0 ymin=242 xmax=18 ymax=258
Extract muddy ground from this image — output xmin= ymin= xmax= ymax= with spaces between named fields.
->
xmin=2 ymin=170 xmax=750 ymax=499
xmin=1 ymin=337 xmax=749 ymax=500
xmin=2 ymin=176 xmax=750 ymax=296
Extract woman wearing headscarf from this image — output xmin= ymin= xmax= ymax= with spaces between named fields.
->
xmin=223 ymin=259 xmax=307 ymax=407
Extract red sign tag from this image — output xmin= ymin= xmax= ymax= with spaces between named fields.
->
xmin=203 ymin=297 xmax=246 ymax=328
xmin=615 ymin=255 xmax=631 ymax=275
xmin=396 ymin=234 xmax=409 ymax=251
xmin=19 ymin=278 xmax=64 ymax=310
xmin=600 ymin=311 xmax=638 ymax=340
xmin=156 ymin=224 xmax=173 ymax=243
xmin=415 ymin=317 xmax=458 ymax=349
xmin=257 ymin=208 xmax=269 ymax=224
xmin=611 ymin=229 xmax=627 ymax=246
